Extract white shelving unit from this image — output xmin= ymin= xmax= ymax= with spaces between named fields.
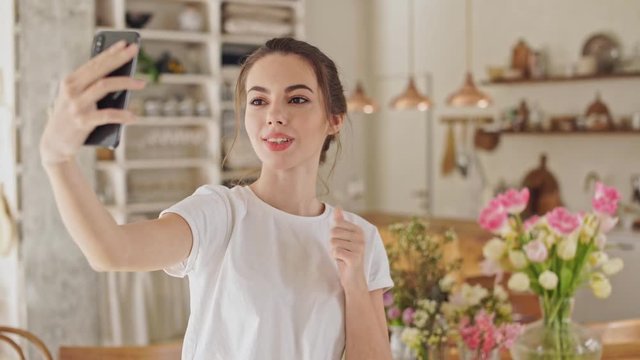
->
xmin=0 ymin=0 xmax=25 ymax=330
xmin=0 ymin=0 xmax=22 ymax=231
xmin=93 ymin=0 xmax=305 ymax=222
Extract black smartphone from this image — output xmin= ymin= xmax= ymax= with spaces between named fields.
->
xmin=84 ymin=30 xmax=140 ymax=149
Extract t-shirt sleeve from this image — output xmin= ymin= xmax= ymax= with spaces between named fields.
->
xmin=159 ymin=185 xmax=231 ymax=278
xmin=366 ymin=227 xmax=394 ymax=292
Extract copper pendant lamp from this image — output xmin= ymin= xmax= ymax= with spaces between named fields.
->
xmin=347 ymin=81 xmax=378 ymax=114
xmin=389 ymin=0 xmax=431 ymax=111
xmin=446 ymin=0 xmax=492 ymax=108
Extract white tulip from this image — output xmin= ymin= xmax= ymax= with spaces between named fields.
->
xmin=508 ymin=250 xmax=528 ymax=269
xmin=590 ymin=274 xmax=612 ymax=299
xmin=602 ymin=258 xmax=624 ymax=276
xmin=588 ymin=251 xmax=609 ymax=267
xmin=483 ymin=238 xmax=507 ymax=261
xmin=557 ymin=238 xmax=578 ymax=261
xmin=507 ymin=272 xmax=530 ymax=292
xmin=539 ymin=270 xmax=559 ymax=290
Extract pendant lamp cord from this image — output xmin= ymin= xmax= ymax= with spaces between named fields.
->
xmin=408 ymin=0 xmax=414 ymax=77
xmin=466 ymin=0 xmax=472 ymax=72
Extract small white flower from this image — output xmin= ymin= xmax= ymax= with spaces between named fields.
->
xmin=460 ymin=283 xmax=488 ymax=307
xmin=557 ymin=238 xmax=578 ymax=260
xmin=602 ymin=258 xmax=624 ymax=276
xmin=493 ymin=284 xmax=509 ymax=302
xmin=483 ymin=238 xmax=507 ymax=261
xmin=439 ymin=273 xmax=456 ymax=292
xmin=538 ymin=270 xmax=559 ymax=290
xmin=497 ymin=303 xmax=513 ymax=317
xmin=508 ymin=250 xmax=528 ymax=269
xmin=412 ymin=310 xmax=429 ymax=328
xmin=400 ymin=327 xmax=423 ymax=349
xmin=507 ymin=272 xmax=530 ymax=292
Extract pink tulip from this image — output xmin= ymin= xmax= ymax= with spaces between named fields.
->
xmin=478 ymin=199 xmax=510 ymax=235
xmin=387 ymin=306 xmax=401 ymax=320
xmin=498 ymin=188 xmax=530 ymax=214
xmin=546 ymin=207 xmax=581 ymax=236
xmin=383 ymin=291 xmax=394 ymax=308
xmin=402 ymin=307 xmax=415 ymax=326
xmin=523 ymin=215 xmax=540 ymax=231
xmin=524 ymin=239 xmax=548 ymax=263
xmin=592 ymin=182 xmax=621 ymax=216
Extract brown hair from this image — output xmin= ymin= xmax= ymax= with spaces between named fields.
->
xmin=228 ymin=37 xmax=346 ymax=172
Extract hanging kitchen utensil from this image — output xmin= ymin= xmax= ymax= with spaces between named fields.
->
xmin=0 ymin=183 xmax=17 ymax=257
xmin=441 ymin=122 xmax=457 ymax=175
xmin=521 ymin=154 xmax=563 ymax=218
xmin=456 ymin=121 xmax=470 ymax=177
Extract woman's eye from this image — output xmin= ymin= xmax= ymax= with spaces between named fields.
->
xmin=250 ymin=98 xmax=265 ymax=106
xmin=290 ymin=97 xmax=308 ymax=104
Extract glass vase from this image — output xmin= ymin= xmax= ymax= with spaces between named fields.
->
xmin=457 ymin=342 xmax=499 ymax=360
xmin=510 ymin=297 xmax=602 ymax=360
xmin=413 ymin=342 xmax=447 ymax=360
xmin=389 ymin=325 xmax=417 ymax=360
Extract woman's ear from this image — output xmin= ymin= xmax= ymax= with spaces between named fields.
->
xmin=328 ymin=113 xmax=345 ymax=135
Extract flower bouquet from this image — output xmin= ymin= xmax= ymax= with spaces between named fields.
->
xmin=478 ymin=182 xmax=624 ymax=359
xmin=445 ymin=283 xmax=523 ymax=360
xmin=384 ymin=218 xmax=461 ymax=359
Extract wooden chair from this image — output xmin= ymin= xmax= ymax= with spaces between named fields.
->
xmin=0 ymin=326 xmax=53 ymax=360
xmin=59 ymin=341 xmax=182 ymax=360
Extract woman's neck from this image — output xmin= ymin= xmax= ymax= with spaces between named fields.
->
xmin=249 ymin=165 xmax=324 ymax=217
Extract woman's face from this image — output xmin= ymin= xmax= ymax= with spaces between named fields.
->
xmin=244 ymin=53 xmax=340 ymax=171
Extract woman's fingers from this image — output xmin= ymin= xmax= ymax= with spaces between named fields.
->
xmin=87 ymin=109 xmax=137 ymax=128
xmin=63 ymin=41 xmax=139 ymax=95
xmin=79 ymin=76 xmax=145 ymax=107
xmin=330 ymin=237 xmax=363 ymax=253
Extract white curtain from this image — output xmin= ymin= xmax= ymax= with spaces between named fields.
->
xmin=98 ymin=271 xmax=189 ymax=346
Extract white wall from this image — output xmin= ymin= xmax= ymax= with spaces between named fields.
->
xmin=368 ymin=0 xmax=640 ymax=218
xmin=305 ymin=0 xmax=373 ymax=213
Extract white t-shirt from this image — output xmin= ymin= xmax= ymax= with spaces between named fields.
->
xmin=160 ymin=184 xmax=393 ymax=360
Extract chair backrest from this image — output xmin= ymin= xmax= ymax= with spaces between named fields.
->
xmin=0 ymin=326 xmax=53 ymax=360
xmin=588 ymin=318 xmax=640 ymax=344
xmin=59 ymin=342 xmax=182 ymax=360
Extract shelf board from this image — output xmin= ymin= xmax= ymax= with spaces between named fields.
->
xmin=135 ymin=28 xmax=212 ymax=43
xmin=221 ymin=33 xmax=273 ymax=46
xmin=482 ymin=72 xmax=640 ymax=85
xmin=221 ymin=0 xmax=300 ymax=9
xmin=97 ymin=158 xmax=215 ymax=170
xmin=501 ymin=129 xmax=640 ymax=135
xmin=128 ymin=0 xmax=210 ymax=3
xmin=156 ymin=73 xmax=214 ymax=85
xmin=131 ymin=116 xmax=216 ymax=126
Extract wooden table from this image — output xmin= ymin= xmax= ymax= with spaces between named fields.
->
xmin=447 ymin=342 xmax=640 ymax=359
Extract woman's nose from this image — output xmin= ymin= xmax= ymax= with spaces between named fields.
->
xmin=266 ymin=104 xmax=287 ymax=125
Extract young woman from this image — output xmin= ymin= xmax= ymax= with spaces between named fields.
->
xmin=40 ymin=37 xmax=393 ymax=359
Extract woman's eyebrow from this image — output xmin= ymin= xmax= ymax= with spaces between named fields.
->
xmin=247 ymin=84 xmax=314 ymax=94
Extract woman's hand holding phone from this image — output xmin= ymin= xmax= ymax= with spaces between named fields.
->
xmin=40 ymin=40 xmax=145 ymax=166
